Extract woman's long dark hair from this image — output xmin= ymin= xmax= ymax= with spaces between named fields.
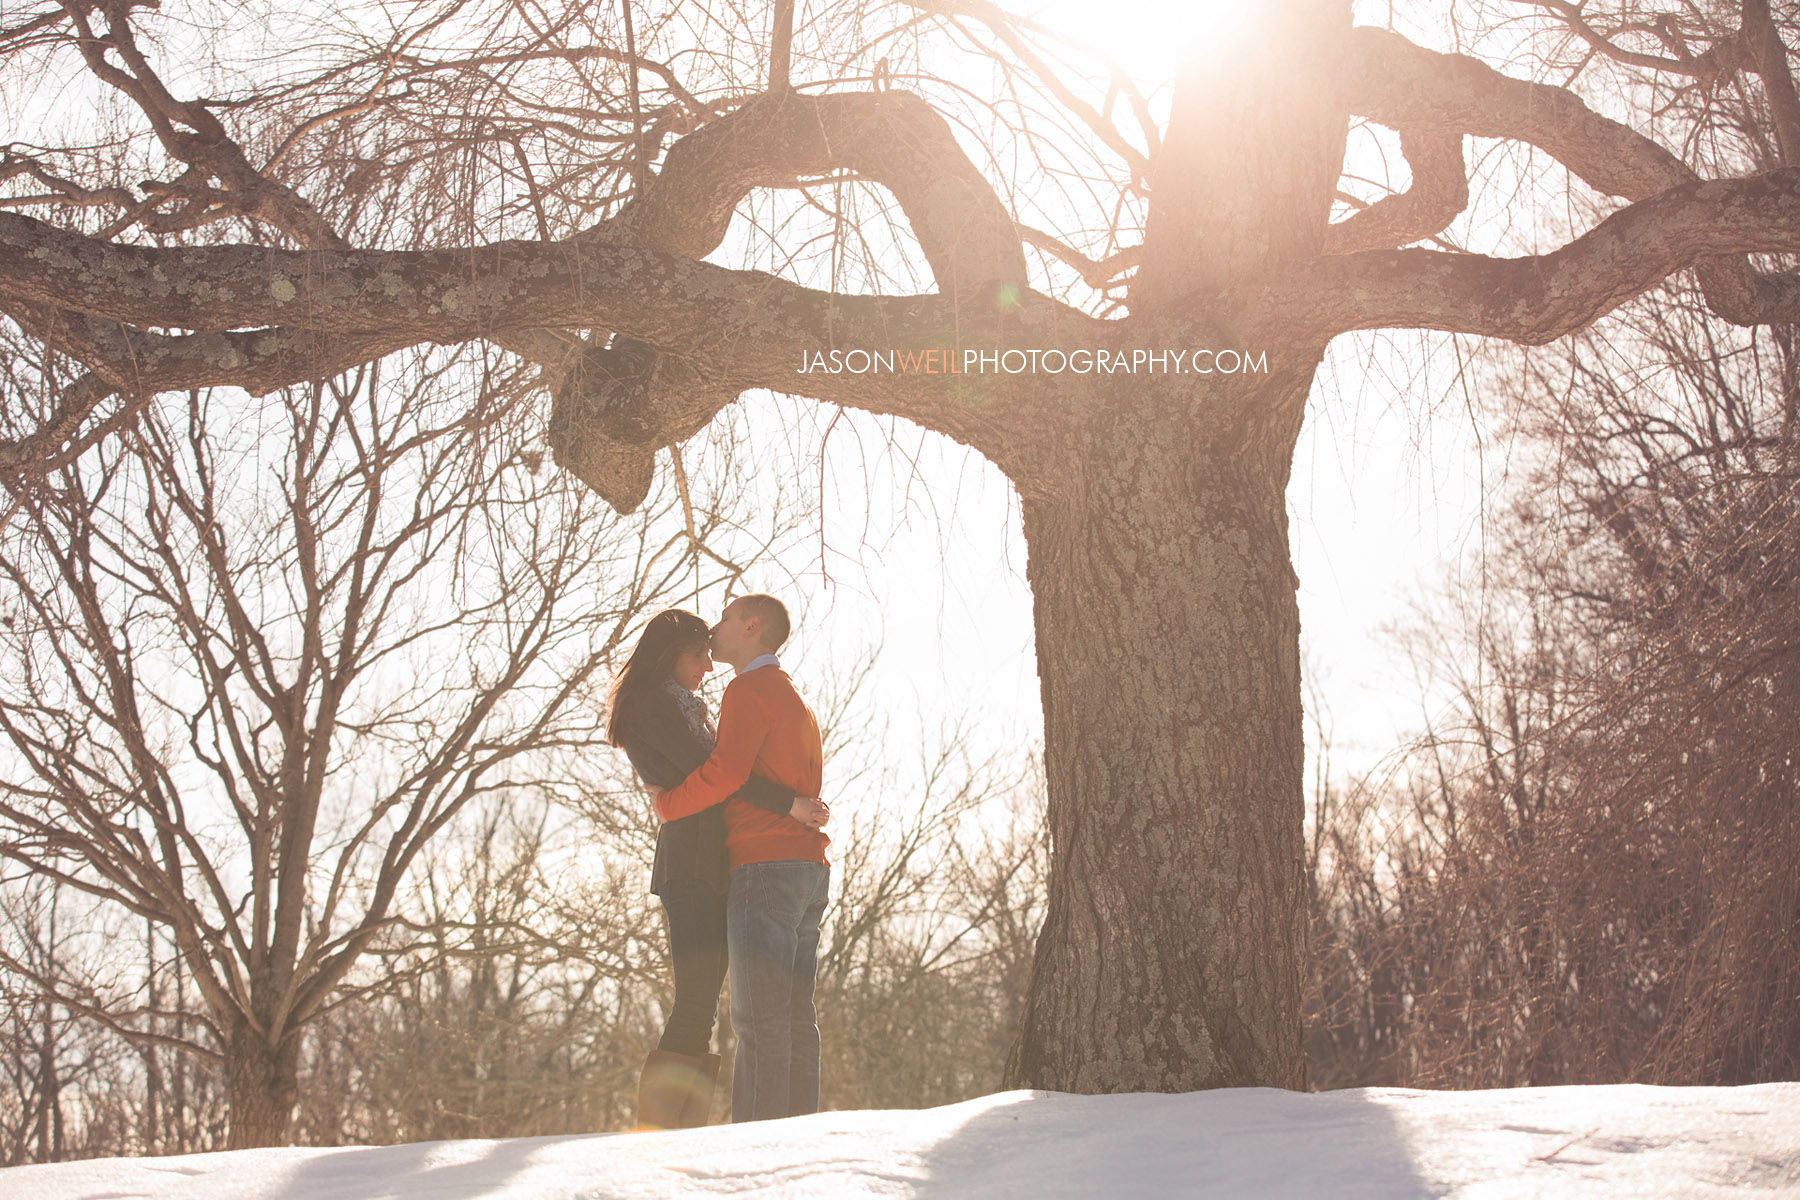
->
xmin=606 ymin=608 xmax=710 ymax=745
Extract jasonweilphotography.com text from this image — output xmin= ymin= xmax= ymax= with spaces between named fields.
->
xmin=795 ymin=347 xmax=1270 ymax=375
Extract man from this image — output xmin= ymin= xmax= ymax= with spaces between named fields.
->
xmin=649 ymin=593 xmax=830 ymax=1123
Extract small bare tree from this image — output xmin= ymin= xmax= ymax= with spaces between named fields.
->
xmin=290 ymin=792 xmax=665 ymax=1143
xmin=810 ymin=704 xmax=1047 ymax=1112
xmin=0 ymin=875 xmax=205 ymax=1160
xmin=0 ymin=879 xmax=79 ymax=1163
xmin=0 ymin=350 xmax=758 ymax=1146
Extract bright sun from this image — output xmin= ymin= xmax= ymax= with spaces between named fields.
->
xmin=1037 ymin=0 xmax=1254 ymax=82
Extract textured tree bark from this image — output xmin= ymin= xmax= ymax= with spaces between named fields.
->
xmin=1005 ymin=360 xmax=1315 ymax=1092
xmin=995 ymin=2 xmax=1343 ymax=1092
xmin=224 ymin=1018 xmax=300 ymax=1150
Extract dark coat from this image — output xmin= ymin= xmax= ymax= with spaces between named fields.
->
xmin=616 ymin=686 xmax=796 ymax=895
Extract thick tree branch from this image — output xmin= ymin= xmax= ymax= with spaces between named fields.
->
xmin=534 ymin=85 xmax=1033 ymax=464
xmin=1344 ymin=24 xmax=1800 ymax=325
xmin=1275 ymin=168 xmax=1800 ymax=344
xmin=769 ymin=0 xmax=795 ymax=93
xmin=0 ymin=210 xmax=1090 ymax=504
xmin=1346 ymin=27 xmax=1691 ymax=200
xmin=592 ymin=89 xmax=1026 ymax=300
xmin=1135 ymin=1 xmax=1350 ymax=309
xmin=0 ymin=208 xmax=1056 ymax=365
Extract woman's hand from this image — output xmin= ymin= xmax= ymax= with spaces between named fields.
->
xmin=789 ymin=796 xmax=830 ymax=831
xmin=645 ymin=783 xmax=668 ymax=823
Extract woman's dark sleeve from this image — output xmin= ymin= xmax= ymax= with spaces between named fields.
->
xmin=733 ymin=771 xmax=799 ymax=817
xmin=618 ymin=699 xmax=706 ymax=787
xmin=620 ymin=694 xmax=797 ymax=814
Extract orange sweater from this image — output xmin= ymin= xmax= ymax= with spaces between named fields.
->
xmin=653 ymin=665 xmax=828 ymax=868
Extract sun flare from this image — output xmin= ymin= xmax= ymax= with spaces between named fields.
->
xmin=1046 ymin=0 xmax=1255 ymax=81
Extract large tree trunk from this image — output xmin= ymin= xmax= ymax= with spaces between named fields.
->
xmin=225 ymin=1018 xmax=300 ymax=1149
xmin=1006 ymin=362 xmax=1315 ymax=1091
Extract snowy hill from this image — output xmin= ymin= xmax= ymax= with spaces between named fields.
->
xmin=6 ymin=1084 xmax=1798 ymax=1198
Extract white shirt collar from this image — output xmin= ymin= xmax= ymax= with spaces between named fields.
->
xmin=737 ymin=652 xmax=781 ymax=676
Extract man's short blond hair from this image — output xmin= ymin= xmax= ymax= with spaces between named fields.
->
xmin=738 ymin=592 xmax=791 ymax=651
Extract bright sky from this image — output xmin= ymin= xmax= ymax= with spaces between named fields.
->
xmin=1031 ymin=0 xmax=1256 ymax=82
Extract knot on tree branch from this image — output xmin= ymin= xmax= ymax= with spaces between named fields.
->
xmin=546 ymin=337 xmax=737 ymax=514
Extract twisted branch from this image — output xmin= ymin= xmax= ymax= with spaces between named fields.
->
xmin=1344 ymin=24 xmax=1800 ymax=325
xmin=1325 ymin=127 xmax=1468 ymax=254
xmin=1277 ymin=167 xmax=1800 ymax=344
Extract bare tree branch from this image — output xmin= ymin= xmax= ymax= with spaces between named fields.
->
xmin=0 ymin=307 xmax=408 ymax=478
xmin=593 ymin=89 xmax=1027 ymax=300
xmin=1344 ymin=23 xmax=1800 ymax=325
xmin=1523 ymin=0 xmax=1744 ymax=79
xmin=53 ymin=2 xmax=345 ymax=250
xmin=903 ymin=0 xmax=1154 ymax=188
xmin=1325 ymin=127 xmax=1468 ymax=254
xmin=1278 ymin=167 xmax=1800 ymax=343
xmin=770 ymin=0 xmax=795 ymax=93
xmin=0 ymin=208 xmax=1090 ymax=501
xmin=1020 ymin=224 xmax=1139 ymax=289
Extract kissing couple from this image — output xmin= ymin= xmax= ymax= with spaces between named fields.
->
xmin=605 ymin=594 xmax=831 ymax=1128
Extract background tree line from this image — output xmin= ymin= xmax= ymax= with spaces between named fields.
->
xmin=1305 ymin=281 xmax=1800 ymax=1091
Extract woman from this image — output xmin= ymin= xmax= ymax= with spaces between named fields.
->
xmin=607 ymin=608 xmax=824 ymax=1129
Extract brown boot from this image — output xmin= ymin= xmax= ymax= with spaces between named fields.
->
xmin=636 ymin=1049 xmax=710 ymax=1130
xmin=678 ymin=1052 xmax=722 ymax=1128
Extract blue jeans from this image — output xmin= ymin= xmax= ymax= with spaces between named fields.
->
xmin=656 ymin=880 xmax=728 ymax=1058
xmin=727 ymin=859 xmax=829 ymax=1122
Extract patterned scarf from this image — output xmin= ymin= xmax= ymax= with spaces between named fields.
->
xmin=661 ymin=677 xmax=716 ymax=751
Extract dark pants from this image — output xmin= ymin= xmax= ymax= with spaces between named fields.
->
xmin=656 ymin=879 xmax=728 ymax=1058
xmin=727 ymin=859 xmax=830 ymax=1122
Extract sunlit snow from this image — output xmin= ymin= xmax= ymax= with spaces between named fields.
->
xmin=7 ymin=1084 xmax=1798 ymax=1198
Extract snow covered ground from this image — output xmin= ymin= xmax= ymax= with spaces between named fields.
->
xmin=7 ymin=1084 xmax=1798 ymax=1199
